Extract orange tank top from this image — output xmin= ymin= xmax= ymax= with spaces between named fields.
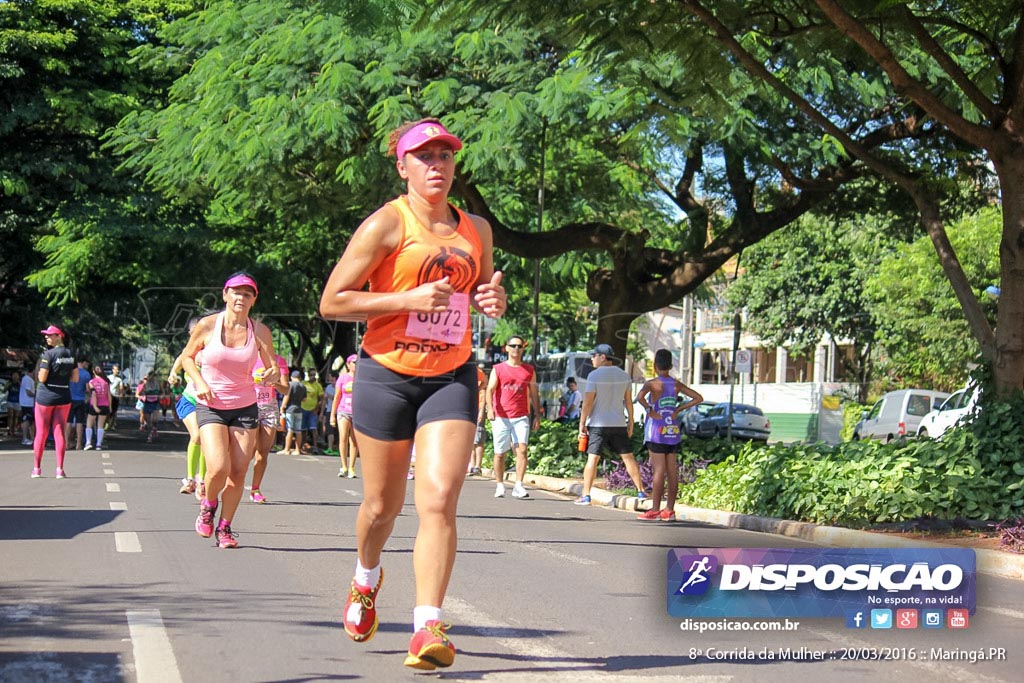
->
xmin=362 ymin=197 xmax=482 ymax=376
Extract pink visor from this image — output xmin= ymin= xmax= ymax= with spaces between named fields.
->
xmin=40 ymin=325 xmax=64 ymax=337
xmin=396 ymin=122 xmax=463 ymax=158
xmin=224 ymin=273 xmax=258 ymax=295
xmin=346 ymin=354 xmax=358 ymax=363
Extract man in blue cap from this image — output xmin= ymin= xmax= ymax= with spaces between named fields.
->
xmin=574 ymin=344 xmax=646 ymax=505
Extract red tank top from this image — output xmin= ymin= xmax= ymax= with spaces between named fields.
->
xmin=361 ymin=197 xmax=482 ymax=376
xmin=199 ymin=313 xmax=258 ymax=410
xmin=492 ymin=362 xmax=534 ymax=418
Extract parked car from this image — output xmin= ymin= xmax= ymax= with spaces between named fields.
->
xmin=681 ymin=400 xmax=717 ymax=436
xmin=853 ymin=389 xmax=950 ymax=443
xmin=917 ymin=385 xmax=981 ymax=439
xmin=695 ymin=402 xmax=771 ymax=441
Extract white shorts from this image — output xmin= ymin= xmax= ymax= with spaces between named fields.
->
xmin=491 ymin=416 xmax=530 ymax=453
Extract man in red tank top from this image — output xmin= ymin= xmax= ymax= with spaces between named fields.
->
xmin=485 ymin=336 xmax=541 ymax=499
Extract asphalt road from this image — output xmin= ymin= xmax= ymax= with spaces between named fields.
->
xmin=1 ymin=423 xmax=1022 ymax=682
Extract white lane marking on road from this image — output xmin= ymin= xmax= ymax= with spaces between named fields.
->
xmin=104 ymin=468 xmax=115 ymax=475
xmin=806 ymin=624 xmax=1005 ymax=682
xmin=115 ymin=532 xmax=141 ymax=553
xmin=126 ymin=609 xmax=183 ymax=683
xmin=110 ymin=502 xmax=128 ymax=511
xmin=107 ymin=483 xmax=121 ymax=492
xmin=443 ymin=597 xmax=728 ymax=681
xmin=444 ymin=596 xmax=588 ymax=665
xmin=980 ymin=605 xmax=1024 ymax=620
xmin=526 ymin=543 xmax=598 ymax=566
xmin=102 ymin=452 xmax=110 ymax=458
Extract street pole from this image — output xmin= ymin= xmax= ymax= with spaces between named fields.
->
xmin=531 ymin=119 xmax=546 ymax=362
xmin=726 ymin=253 xmax=743 ymax=442
xmin=727 ymin=312 xmax=741 ymax=443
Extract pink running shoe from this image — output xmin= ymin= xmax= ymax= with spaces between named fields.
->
xmin=55 ymin=468 xmax=66 ymax=479
xmin=195 ymin=501 xmax=217 ymax=538
xmin=215 ymin=523 xmax=238 ymax=549
xmin=31 ymin=467 xmax=42 ymax=479
xmin=250 ymin=490 xmax=266 ymax=504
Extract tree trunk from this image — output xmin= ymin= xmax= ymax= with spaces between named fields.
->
xmin=908 ymin=183 xmax=996 ymax=360
xmin=991 ymin=151 xmax=1024 ymax=397
xmin=587 ymin=232 xmax=649 ymax=362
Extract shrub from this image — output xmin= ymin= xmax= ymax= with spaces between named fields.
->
xmin=676 ymin=388 xmax=1024 ymax=527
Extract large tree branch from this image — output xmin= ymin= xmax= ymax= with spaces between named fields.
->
xmin=900 ymin=6 xmax=1003 ymax=124
xmin=1004 ymin=12 xmax=1024 ymax=131
xmin=682 ymin=0 xmax=925 ymax=192
xmin=453 ymin=174 xmax=624 ymax=257
xmin=810 ymin=0 xmax=1000 ymax=150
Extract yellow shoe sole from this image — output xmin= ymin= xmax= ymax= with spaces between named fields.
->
xmin=403 ymin=643 xmax=454 ymax=670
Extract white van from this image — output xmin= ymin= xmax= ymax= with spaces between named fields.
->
xmin=853 ymin=389 xmax=950 ymax=443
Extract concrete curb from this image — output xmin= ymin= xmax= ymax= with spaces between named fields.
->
xmin=484 ymin=469 xmax=1024 ymax=581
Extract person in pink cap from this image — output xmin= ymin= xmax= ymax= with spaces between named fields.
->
xmin=320 ymin=118 xmax=506 ymax=670
xmin=180 ymin=272 xmax=280 ymax=548
xmin=32 ymin=325 xmax=79 ymax=478
xmin=329 ymin=353 xmax=359 ymax=477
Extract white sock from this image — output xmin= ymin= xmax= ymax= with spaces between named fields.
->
xmin=96 ymin=428 xmax=104 ymax=447
xmin=85 ymin=428 xmax=93 ymax=445
xmin=413 ymin=605 xmax=443 ymax=632
xmin=354 ymin=560 xmax=381 ymax=588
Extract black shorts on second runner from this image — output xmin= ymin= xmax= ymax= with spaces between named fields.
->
xmin=195 ymin=402 xmax=258 ymax=430
xmin=587 ymin=426 xmax=632 ymax=455
xmin=352 ymin=352 xmax=476 ymax=441
xmin=645 ymin=441 xmax=679 ymax=455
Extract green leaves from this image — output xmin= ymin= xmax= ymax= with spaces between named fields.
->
xmin=677 ymin=388 xmax=1024 ymax=526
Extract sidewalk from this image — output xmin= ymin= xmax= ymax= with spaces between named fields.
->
xmin=486 ymin=469 xmax=1024 ymax=581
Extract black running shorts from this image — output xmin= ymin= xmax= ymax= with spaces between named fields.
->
xmin=645 ymin=441 xmax=680 ymax=455
xmin=352 ymin=352 xmax=477 ymax=441
xmin=586 ymin=426 xmax=633 ymax=455
xmin=195 ymin=402 xmax=258 ymax=430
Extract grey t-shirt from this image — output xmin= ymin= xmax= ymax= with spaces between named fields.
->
xmin=584 ymin=365 xmax=632 ymax=427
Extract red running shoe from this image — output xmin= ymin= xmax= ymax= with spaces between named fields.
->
xmin=195 ymin=501 xmax=217 ymax=538
xmin=404 ymin=620 xmax=455 ymax=670
xmin=343 ymin=570 xmax=383 ymax=642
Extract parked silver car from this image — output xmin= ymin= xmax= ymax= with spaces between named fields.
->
xmin=681 ymin=400 xmax=717 ymax=436
xmin=695 ymin=402 xmax=771 ymax=441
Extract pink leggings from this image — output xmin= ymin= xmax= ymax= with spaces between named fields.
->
xmin=34 ymin=403 xmax=70 ymax=469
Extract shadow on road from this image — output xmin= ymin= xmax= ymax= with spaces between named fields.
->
xmin=0 ymin=508 xmax=122 ymax=540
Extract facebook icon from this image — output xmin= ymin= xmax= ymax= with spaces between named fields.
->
xmin=845 ymin=610 xmax=867 ymax=629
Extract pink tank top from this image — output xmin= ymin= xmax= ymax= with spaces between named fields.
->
xmin=199 ymin=312 xmax=258 ymax=410
xmin=335 ymin=372 xmax=355 ymax=414
xmin=252 ymin=354 xmax=289 ymax=406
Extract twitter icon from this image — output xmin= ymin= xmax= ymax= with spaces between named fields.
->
xmin=870 ymin=609 xmax=893 ymax=629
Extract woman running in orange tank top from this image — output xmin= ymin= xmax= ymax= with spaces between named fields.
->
xmin=319 ymin=118 xmax=505 ymax=671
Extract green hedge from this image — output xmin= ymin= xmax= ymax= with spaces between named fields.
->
xmin=677 ymin=393 xmax=1024 ymax=526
